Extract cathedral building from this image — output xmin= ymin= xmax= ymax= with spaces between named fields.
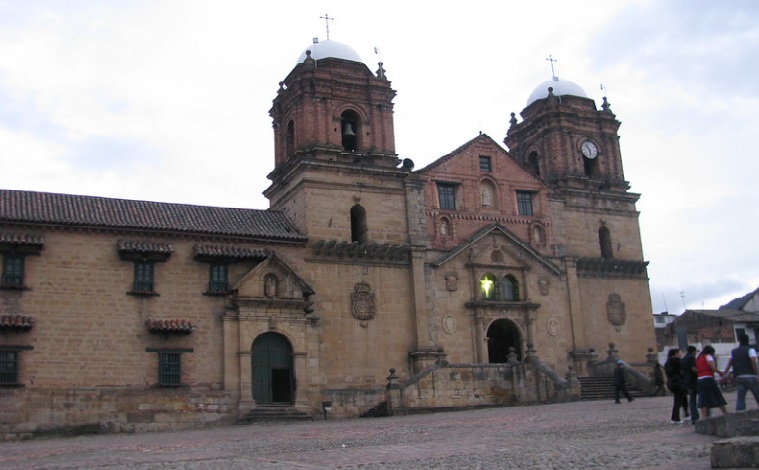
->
xmin=0 ymin=39 xmax=655 ymax=435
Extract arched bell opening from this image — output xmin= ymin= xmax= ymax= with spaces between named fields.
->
xmin=340 ymin=110 xmax=360 ymax=152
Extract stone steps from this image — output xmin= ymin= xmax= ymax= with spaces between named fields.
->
xmin=578 ymin=376 xmax=647 ymax=401
xmin=237 ymin=405 xmax=313 ymax=424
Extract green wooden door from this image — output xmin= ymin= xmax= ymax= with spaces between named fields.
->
xmin=251 ymin=333 xmax=294 ymax=404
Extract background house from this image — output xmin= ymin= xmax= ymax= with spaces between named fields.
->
xmin=657 ymin=287 xmax=759 ymax=365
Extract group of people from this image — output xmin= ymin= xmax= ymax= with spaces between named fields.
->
xmin=662 ymin=334 xmax=759 ymax=424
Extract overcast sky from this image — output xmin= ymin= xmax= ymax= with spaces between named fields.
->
xmin=1 ymin=0 xmax=757 ymax=315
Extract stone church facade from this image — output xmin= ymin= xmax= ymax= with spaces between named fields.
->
xmin=0 ymin=40 xmax=655 ymax=436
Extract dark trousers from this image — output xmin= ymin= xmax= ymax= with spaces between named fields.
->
xmin=614 ymin=384 xmax=632 ymax=403
xmin=686 ymin=386 xmax=699 ymax=422
xmin=670 ymin=387 xmax=688 ymax=421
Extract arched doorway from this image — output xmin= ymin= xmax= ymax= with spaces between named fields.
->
xmin=487 ymin=319 xmax=522 ymax=363
xmin=251 ymin=332 xmax=294 ymax=404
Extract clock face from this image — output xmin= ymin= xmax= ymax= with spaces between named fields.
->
xmin=581 ymin=141 xmax=598 ymax=159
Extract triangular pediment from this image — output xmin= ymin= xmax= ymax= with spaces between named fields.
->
xmin=416 ymin=133 xmax=540 ymax=184
xmin=234 ymin=253 xmax=314 ymax=300
xmin=431 ymin=223 xmax=561 ymax=276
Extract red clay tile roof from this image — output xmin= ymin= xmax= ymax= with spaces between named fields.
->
xmin=0 ymin=189 xmax=306 ymax=242
xmin=0 ymin=313 xmax=35 ymax=331
xmin=118 ymin=240 xmax=174 ymax=255
xmin=145 ymin=319 xmax=195 ymax=334
xmin=0 ymin=233 xmax=44 ymax=246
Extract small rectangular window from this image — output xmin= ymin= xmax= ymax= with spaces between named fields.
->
xmin=159 ymin=351 xmax=182 ymax=386
xmin=208 ymin=263 xmax=229 ymax=293
xmin=0 ymin=350 xmax=19 ymax=385
xmin=1 ymin=254 xmax=25 ymax=287
xmin=133 ymin=261 xmax=155 ymax=292
xmin=516 ymin=191 xmax=534 ymax=216
xmin=479 ymin=156 xmax=492 ymax=172
xmin=438 ymin=183 xmax=456 ymax=210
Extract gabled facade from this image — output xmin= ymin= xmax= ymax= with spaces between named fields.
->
xmin=0 ymin=39 xmax=657 ymax=436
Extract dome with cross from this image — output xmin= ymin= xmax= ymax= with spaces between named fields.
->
xmin=526 ymin=77 xmax=588 ymax=106
xmin=297 ymin=39 xmax=363 ymax=64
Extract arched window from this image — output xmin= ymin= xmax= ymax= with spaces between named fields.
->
xmin=599 ymin=226 xmax=613 ymax=259
xmin=502 ymin=275 xmax=520 ymax=301
xmin=480 ymin=274 xmax=498 ymax=300
xmin=285 ymin=120 xmax=295 ymax=157
xmin=341 ymin=110 xmax=360 ymax=152
xmin=527 ymin=151 xmax=540 ymax=176
xmin=350 ymin=205 xmax=368 ymax=243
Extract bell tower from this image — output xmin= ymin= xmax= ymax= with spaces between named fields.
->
xmin=264 ymin=40 xmax=415 ymax=245
xmin=505 ymin=79 xmax=627 ymax=192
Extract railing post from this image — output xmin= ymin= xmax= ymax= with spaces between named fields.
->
xmin=385 ymin=368 xmax=400 ymax=416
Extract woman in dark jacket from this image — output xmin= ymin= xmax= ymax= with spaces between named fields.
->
xmin=664 ymin=348 xmax=689 ymax=424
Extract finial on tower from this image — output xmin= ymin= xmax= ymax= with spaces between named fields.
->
xmin=546 ymin=54 xmax=559 ymax=81
xmin=320 ymin=13 xmax=334 ymax=40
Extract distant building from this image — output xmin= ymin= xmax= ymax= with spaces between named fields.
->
xmin=658 ymin=287 xmax=759 ymax=363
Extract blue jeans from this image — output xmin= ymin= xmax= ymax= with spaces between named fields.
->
xmin=686 ymin=386 xmax=699 ymax=422
xmin=735 ymin=376 xmax=759 ymax=411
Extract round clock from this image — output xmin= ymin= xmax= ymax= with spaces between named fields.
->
xmin=581 ymin=141 xmax=598 ymax=159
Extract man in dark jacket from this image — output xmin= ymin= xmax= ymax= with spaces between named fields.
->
xmin=613 ymin=360 xmax=634 ymax=404
xmin=722 ymin=334 xmax=759 ymax=411
xmin=681 ymin=345 xmax=700 ymax=423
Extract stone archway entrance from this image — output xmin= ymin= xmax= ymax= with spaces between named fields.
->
xmin=251 ymin=332 xmax=294 ymax=404
xmin=487 ymin=319 xmax=522 ymax=363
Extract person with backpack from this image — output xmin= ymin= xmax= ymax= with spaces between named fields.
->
xmin=721 ymin=333 xmax=759 ymax=411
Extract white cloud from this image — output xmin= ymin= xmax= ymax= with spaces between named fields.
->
xmin=1 ymin=0 xmax=757 ymax=313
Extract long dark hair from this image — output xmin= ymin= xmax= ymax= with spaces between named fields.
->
xmin=700 ymin=345 xmax=715 ymax=357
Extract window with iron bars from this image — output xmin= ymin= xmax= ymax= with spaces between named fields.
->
xmin=1 ymin=253 xmax=24 ymax=287
xmin=0 ymin=350 xmax=19 ymax=385
xmin=159 ymin=351 xmax=181 ymax=386
xmin=133 ymin=261 xmax=155 ymax=292
xmin=516 ymin=191 xmax=534 ymax=216
xmin=208 ymin=263 xmax=228 ymax=293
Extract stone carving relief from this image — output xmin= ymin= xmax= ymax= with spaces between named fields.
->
xmin=481 ymin=187 xmax=492 ymax=207
xmin=538 ymin=278 xmax=550 ymax=296
xmin=442 ymin=315 xmax=457 ymax=334
xmin=607 ymin=293 xmax=626 ymax=326
xmin=445 ymin=274 xmax=458 ymax=292
xmin=351 ymin=281 xmax=376 ymax=321
xmin=546 ymin=317 xmax=559 ymax=336
xmin=264 ymin=274 xmax=278 ymax=298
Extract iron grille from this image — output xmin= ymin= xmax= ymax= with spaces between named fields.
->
xmin=0 ymin=351 xmax=19 ymax=384
xmin=159 ymin=352 xmax=181 ymax=386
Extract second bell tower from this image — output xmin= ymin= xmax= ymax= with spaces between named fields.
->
xmin=264 ymin=40 xmax=415 ymax=245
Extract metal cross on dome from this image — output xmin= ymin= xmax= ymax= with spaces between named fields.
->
xmin=320 ymin=13 xmax=334 ymax=40
xmin=546 ymin=54 xmax=558 ymax=80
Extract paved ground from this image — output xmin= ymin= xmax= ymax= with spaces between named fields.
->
xmin=1 ymin=391 xmax=747 ymax=470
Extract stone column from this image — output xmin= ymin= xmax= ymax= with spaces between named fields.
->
xmin=564 ymin=258 xmax=585 ymax=351
xmin=293 ymin=351 xmax=309 ymax=406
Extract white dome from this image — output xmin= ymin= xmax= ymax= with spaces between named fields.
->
xmin=297 ymin=40 xmax=363 ymax=64
xmin=526 ymin=78 xmax=587 ymax=106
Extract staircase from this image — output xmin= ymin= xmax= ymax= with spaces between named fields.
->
xmin=360 ymin=401 xmax=389 ymax=418
xmin=237 ymin=405 xmax=313 ymax=424
xmin=579 ymin=377 xmax=648 ymax=401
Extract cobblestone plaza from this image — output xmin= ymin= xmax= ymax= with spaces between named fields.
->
xmin=1 ymin=393 xmax=741 ymax=470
